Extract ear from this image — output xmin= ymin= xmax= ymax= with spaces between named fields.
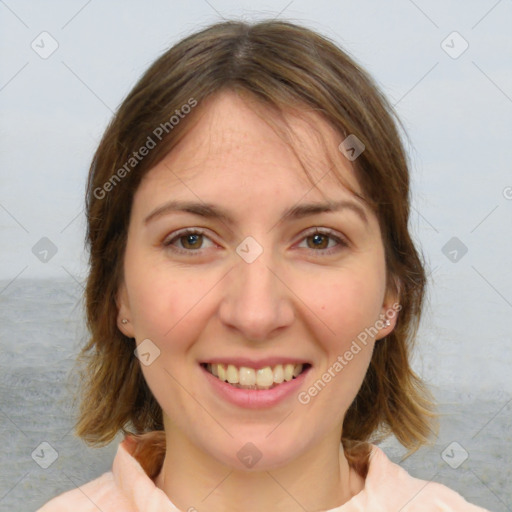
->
xmin=116 ymin=281 xmax=135 ymax=338
xmin=376 ymin=276 xmax=401 ymax=340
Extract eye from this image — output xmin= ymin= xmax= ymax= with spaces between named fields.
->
xmin=163 ymin=228 xmax=215 ymax=255
xmin=162 ymin=227 xmax=348 ymax=257
xmin=297 ymin=228 xmax=348 ymax=255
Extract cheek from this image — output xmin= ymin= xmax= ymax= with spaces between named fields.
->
xmin=126 ymin=262 xmax=217 ymax=350
xmin=303 ymin=269 xmax=386 ymax=417
xmin=128 ymin=270 xmax=217 ymax=417
xmin=302 ymin=270 xmax=385 ymax=342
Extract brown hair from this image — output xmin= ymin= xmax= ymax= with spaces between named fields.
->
xmin=75 ymin=19 xmax=437 ymax=475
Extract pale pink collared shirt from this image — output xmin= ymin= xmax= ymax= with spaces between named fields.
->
xmin=38 ymin=433 xmax=490 ymax=512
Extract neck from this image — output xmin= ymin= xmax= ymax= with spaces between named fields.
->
xmin=154 ymin=428 xmax=365 ymax=512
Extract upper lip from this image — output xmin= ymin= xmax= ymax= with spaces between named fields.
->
xmin=201 ymin=357 xmax=311 ymax=369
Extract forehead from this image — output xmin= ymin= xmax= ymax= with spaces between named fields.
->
xmin=138 ymin=90 xmax=362 ymax=202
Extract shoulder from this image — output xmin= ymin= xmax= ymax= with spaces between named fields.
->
xmin=36 ymin=471 xmax=135 ymax=512
xmin=362 ymin=445 xmax=490 ymax=511
xmin=36 ymin=432 xmax=167 ymax=512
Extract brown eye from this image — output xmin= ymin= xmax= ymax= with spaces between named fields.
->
xmin=297 ymin=228 xmax=348 ymax=256
xmin=180 ymin=233 xmax=203 ymax=250
xmin=163 ymin=228 xmax=215 ymax=255
xmin=306 ymin=233 xmax=330 ymax=249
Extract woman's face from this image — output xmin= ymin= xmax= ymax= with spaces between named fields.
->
xmin=117 ymin=90 xmax=397 ymax=470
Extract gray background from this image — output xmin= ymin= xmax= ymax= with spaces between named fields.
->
xmin=1 ymin=1 xmax=511 ymax=510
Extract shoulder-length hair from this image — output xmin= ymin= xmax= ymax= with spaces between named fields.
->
xmin=75 ymin=19 xmax=436 ymax=475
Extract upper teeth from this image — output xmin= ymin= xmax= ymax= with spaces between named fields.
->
xmin=207 ymin=363 xmax=303 ymax=388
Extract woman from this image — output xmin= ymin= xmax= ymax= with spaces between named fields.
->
xmin=39 ymin=19 xmax=489 ymax=511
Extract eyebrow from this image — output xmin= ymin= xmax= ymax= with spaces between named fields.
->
xmin=144 ymin=198 xmax=369 ymax=227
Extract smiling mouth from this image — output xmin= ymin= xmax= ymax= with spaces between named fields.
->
xmin=201 ymin=363 xmax=311 ymax=390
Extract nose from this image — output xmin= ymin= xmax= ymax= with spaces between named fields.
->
xmin=218 ymin=252 xmax=295 ymax=342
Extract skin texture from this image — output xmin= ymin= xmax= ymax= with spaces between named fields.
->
xmin=116 ymin=90 xmax=398 ymax=511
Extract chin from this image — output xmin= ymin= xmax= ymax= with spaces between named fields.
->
xmin=210 ymin=427 xmax=314 ymax=472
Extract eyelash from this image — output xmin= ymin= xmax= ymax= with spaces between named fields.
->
xmin=162 ymin=227 xmax=349 ymax=257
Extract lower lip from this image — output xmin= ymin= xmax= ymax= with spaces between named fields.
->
xmin=201 ymin=365 xmax=310 ymax=409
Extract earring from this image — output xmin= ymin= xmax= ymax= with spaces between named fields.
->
xmin=379 ymin=314 xmax=391 ymax=328
xmin=121 ymin=319 xmax=128 ymax=324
